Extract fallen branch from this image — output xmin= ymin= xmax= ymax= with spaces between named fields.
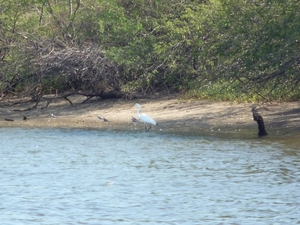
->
xmin=252 ymin=107 xmax=268 ymax=136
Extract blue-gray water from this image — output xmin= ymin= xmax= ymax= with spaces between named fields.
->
xmin=0 ymin=128 xmax=299 ymax=225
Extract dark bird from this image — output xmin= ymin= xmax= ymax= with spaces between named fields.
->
xmin=97 ymin=115 xmax=108 ymax=122
xmin=132 ymin=116 xmax=139 ymax=124
xmin=23 ymin=116 xmax=27 ymax=120
xmin=252 ymin=107 xmax=268 ymax=136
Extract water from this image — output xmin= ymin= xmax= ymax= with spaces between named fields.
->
xmin=0 ymin=128 xmax=300 ymax=225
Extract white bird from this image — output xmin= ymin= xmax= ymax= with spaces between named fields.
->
xmin=134 ymin=103 xmax=156 ymax=131
xmin=51 ymin=113 xmax=56 ymax=118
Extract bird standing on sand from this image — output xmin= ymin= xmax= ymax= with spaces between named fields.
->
xmin=134 ymin=103 xmax=156 ymax=131
xmin=97 ymin=115 xmax=109 ymax=122
xmin=132 ymin=116 xmax=139 ymax=124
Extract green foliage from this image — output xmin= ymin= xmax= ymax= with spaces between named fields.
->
xmin=0 ymin=0 xmax=299 ymax=101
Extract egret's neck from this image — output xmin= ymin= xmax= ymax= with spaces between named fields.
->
xmin=136 ymin=106 xmax=141 ymax=117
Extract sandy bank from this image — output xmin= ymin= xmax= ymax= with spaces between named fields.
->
xmin=0 ymin=95 xmax=299 ymax=141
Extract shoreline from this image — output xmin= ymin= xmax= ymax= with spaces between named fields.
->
xmin=1 ymin=95 xmax=299 ymax=141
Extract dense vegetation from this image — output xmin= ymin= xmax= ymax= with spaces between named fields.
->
xmin=0 ymin=0 xmax=299 ymax=102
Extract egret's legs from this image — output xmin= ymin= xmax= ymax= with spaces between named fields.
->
xmin=145 ymin=124 xmax=152 ymax=132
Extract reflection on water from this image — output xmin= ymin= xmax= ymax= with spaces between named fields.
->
xmin=0 ymin=128 xmax=300 ymax=224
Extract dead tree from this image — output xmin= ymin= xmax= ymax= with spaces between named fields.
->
xmin=252 ymin=107 xmax=268 ymax=136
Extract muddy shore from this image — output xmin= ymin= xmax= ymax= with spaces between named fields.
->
xmin=1 ymin=95 xmax=299 ymax=142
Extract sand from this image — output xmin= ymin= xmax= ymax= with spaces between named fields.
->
xmin=1 ymin=94 xmax=299 ymax=142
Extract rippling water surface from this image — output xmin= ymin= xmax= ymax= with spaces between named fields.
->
xmin=1 ymin=128 xmax=300 ymax=225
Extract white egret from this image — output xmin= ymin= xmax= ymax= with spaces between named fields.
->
xmin=134 ymin=103 xmax=156 ymax=131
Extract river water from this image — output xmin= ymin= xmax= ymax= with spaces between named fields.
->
xmin=0 ymin=128 xmax=299 ymax=225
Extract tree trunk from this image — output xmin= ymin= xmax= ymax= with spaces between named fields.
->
xmin=252 ymin=107 xmax=268 ymax=136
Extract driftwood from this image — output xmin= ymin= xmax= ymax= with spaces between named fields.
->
xmin=252 ymin=107 xmax=268 ymax=136
xmin=5 ymin=90 xmax=126 ymax=112
xmin=47 ymin=90 xmax=126 ymax=105
xmin=12 ymin=108 xmax=34 ymax=112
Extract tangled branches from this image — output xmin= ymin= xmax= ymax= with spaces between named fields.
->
xmin=0 ymin=40 xmax=126 ymax=107
xmin=33 ymin=43 xmax=121 ymax=94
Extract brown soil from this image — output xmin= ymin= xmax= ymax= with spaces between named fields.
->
xmin=1 ymin=94 xmax=300 ymax=141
